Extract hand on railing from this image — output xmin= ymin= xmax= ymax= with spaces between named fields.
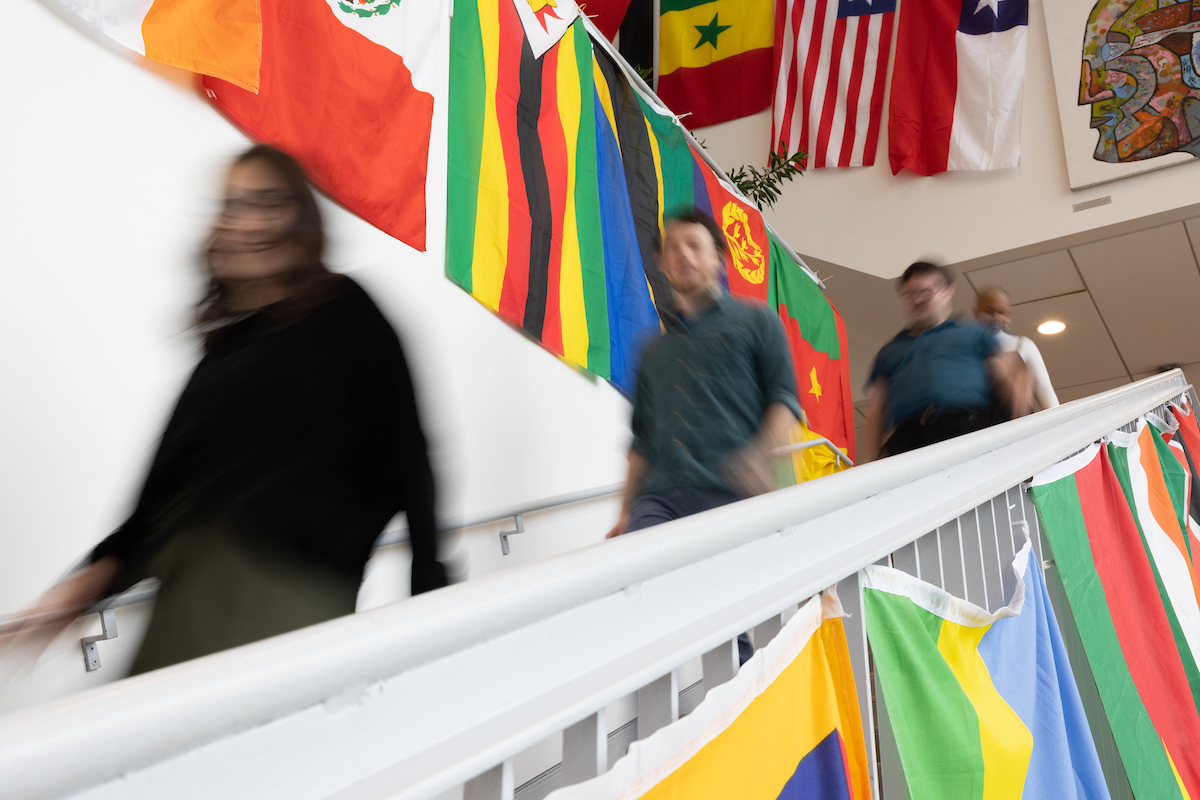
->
xmin=2 ymin=557 xmax=121 ymax=642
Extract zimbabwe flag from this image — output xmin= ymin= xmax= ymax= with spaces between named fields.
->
xmin=658 ymin=0 xmax=774 ymax=128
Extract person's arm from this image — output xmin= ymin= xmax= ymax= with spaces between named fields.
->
xmin=862 ymin=378 xmax=888 ymax=463
xmin=1021 ymin=339 xmax=1059 ymax=409
xmin=13 ymin=556 xmax=122 ymax=640
xmin=607 ymin=450 xmax=650 ymax=539
xmin=988 ymin=350 xmax=1031 ymax=418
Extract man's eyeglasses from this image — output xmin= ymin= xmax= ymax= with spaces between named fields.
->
xmin=901 ymin=284 xmax=946 ymax=302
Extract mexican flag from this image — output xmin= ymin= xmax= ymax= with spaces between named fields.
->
xmin=204 ymin=0 xmax=447 ymax=252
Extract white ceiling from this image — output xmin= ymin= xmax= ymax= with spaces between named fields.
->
xmin=804 ymin=216 xmax=1200 ymax=443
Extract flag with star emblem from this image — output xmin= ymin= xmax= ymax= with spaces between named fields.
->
xmin=768 ymin=231 xmax=855 ymax=462
xmin=771 ymin=0 xmax=896 ymax=168
xmin=511 ymin=0 xmax=580 ymax=57
xmin=658 ymin=0 xmax=775 ymax=128
xmin=888 ymin=0 xmax=1028 ymax=175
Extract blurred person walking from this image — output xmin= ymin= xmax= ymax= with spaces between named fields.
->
xmin=863 ymin=262 xmax=1026 ymax=461
xmin=974 ymin=285 xmax=1059 ymax=411
xmin=19 ymin=145 xmax=447 ymax=675
xmin=607 ymin=207 xmax=801 ymax=538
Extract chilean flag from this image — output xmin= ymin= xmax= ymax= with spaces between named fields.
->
xmin=888 ymin=0 xmax=1028 ymax=175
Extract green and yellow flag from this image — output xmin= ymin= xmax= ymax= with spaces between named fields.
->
xmin=657 ymin=0 xmax=774 ymax=128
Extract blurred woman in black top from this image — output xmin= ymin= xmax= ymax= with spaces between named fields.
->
xmin=27 ymin=145 xmax=446 ymax=674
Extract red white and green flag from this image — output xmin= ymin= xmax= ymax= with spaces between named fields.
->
xmin=204 ymin=0 xmax=447 ymax=252
xmin=1029 ymin=441 xmax=1200 ymax=799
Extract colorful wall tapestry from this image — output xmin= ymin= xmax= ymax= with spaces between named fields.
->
xmin=545 ymin=589 xmax=870 ymax=800
xmin=205 ymin=0 xmax=446 ymax=252
xmin=58 ymin=0 xmax=261 ymax=91
xmin=1030 ymin=440 xmax=1200 ymax=800
xmin=447 ymin=3 xmax=855 ymax=459
xmin=1044 ymin=0 xmax=1200 ymax=189
xmin=862 ymin=535 xmax=1110 ymax=800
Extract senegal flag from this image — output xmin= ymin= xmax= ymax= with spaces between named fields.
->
xmin=658 ymin=0 xmax=774 ymax=128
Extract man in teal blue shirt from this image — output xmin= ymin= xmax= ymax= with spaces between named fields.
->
xmin=863 ymin=262 xmax=1026 ymax=460
xmin=607 ymin=208 xmax=802 ymax=539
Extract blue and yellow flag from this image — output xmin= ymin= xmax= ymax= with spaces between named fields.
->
xmin=862 ymin=536 xmax=1111 ymax=800
xmin=548 ymin=590 xmax=869 ymax=800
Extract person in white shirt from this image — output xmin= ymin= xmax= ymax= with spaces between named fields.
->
xmin=974 ymin=286 xmax=1060 ymax=410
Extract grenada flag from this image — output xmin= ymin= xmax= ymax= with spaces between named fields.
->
xmin=205 ymin=0 xmax=446 ymax=252
xmin=547 ymin=589 xmax=870 ymax=800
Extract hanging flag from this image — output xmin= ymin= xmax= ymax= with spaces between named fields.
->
xmin=771 ymin=0 xmax=895 ymax=168
xmin=658 ymin=0 xmax=775 ymax=129
xmin=545 ymin=589 xmax=870 ymax=800
xmin=512 ymin=0 xmax=581 ymax=57
xmin=1030 ymin=443 xmax=1200 ymax=800
xmin=862 ymin=535 xmax=1110 ymax=800
xmin=888 ymin=0 xmax=1028 ymax=175
xmin=59 ymin=0 xmax=260 ymax=90
xmin=1171 ymin=401 xmax=1200 ymax=525
xmin=692 ymin=157 xmax=771 ymax=303
xmin=583 ymin=0 xmax=635 ymax=41
xmin=204 ymin=0 xmax=443 ymax=252
xmin=1107 ymin=419 xmax=1200 ymax=708
xmin=447 ymin=1 xmax=660 ymax=395
xmin=769 ymin=232 xmax=855 ymax=462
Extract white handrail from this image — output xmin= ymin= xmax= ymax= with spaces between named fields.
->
xmin=0 ymin=371 xmax=1188 ymax=800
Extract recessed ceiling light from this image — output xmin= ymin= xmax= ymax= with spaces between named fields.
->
xmin=1038 ymin=320 xmax=1066 ymax=335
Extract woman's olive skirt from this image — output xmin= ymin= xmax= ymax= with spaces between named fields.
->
xmin=121 ymin=520 xmax=359 ymax=676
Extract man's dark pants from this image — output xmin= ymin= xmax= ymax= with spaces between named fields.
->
xmin=627 ymin=488 xmax=754 ymax=665
xmin=883 ymin=409 xmax=995 ymax=457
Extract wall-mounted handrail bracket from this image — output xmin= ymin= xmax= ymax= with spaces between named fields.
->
xmin=81 ymin=609 xmax=118 ymax=672
xmin=499 ymin=514 xmax=525 ymax=556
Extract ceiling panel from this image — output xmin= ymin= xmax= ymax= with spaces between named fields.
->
xmin=1056 ymin=377 xmax=1131 ymax=404
xmin=965 ymin=252 xmax=1084 ymax=304
xmin=1130 ymin=361 xmax=1200 ymax=387
xmin=1007 ymin=293 xmax=1128 ymax=388
xmin=1070 ymin=223 xmax=1200 ymax=374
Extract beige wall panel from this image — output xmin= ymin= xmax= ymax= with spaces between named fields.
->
xmin=1070 ymin=224 xmax=1200 ymax=374
xmin=1056 ymin=377 xmax=1131 ymax=404
xmin=1008 ymin=293 xmax=1127 ymax=388
xmin=965 ymin=252 xmax=1084 ymax=304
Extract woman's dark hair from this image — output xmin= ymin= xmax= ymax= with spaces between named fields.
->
xmin=197 ymin=145 xmax=333 ymax=348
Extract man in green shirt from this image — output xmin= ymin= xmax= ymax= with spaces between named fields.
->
xmin=607 ymin=207 xmax=802 ymax=540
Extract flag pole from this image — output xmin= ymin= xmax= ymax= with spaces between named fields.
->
xmin=578 ymin=12 xmax=826 ymax=290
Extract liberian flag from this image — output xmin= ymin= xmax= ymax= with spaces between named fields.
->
xmin=771 ymin=0 xmax=895 ymax=168
xmin=546 ymin=590 xmax=871 ymax=800
xmin=888 ymin=0 xmax=1028 ymax=175
xmin=1030 ymin=443 xmax=1200 ymax=800
xmin=204 ymin=0 xmax=445 ymax=252
xmin=58 ymin=0 xmax=260 ymax=91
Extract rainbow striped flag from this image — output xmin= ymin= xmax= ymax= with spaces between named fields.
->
xmin=547 ymin=590 xmax=870 ymax=800
xmin=862 ymin=536 xmax=1110 ymax=800
xmin=447 ymin=2 xmax=856 ymax=459
xmin=1031 ymin=441 xmax=1200 ymax=799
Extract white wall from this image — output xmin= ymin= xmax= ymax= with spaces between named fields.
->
xmin=692 ymin=0 xmax=1200 ymax=279
xmin=0 ymin=0 xmax=633 ymax=619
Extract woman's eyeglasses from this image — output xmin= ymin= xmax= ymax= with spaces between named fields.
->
xmin=218 ymin=194 xmax=297 ymax=220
